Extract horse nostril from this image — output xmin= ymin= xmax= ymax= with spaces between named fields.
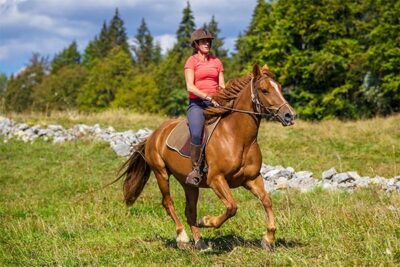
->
xmin=284 ymin=113 xmax=292 ymax=120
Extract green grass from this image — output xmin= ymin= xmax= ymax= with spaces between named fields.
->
xmin=1 ymin=111 xmax=400 ymax=265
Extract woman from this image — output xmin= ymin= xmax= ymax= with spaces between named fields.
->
xmin=184 ymin=28 xmax=225 ymax=186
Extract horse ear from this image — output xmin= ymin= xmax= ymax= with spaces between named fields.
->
xmin=261 ymin=64 xmax=270 ymax=73
xmin=252 ymin=64 xmax=261 ymax=79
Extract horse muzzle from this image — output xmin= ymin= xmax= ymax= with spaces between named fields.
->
xmin=277 ymin=105 xmax=296 ymax=126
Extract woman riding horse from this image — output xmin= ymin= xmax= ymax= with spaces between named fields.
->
xmin=120 ymin=63 xmax=296 ymax=250
xmin=184 ymin=28 xmax=225 ymax=186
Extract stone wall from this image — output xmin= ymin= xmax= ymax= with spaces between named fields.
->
xmin=1 ymin=116 xmax=399 ymax=193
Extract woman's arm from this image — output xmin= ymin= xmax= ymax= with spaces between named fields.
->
xmin=218 ymin=71 xmax=225 ymax=90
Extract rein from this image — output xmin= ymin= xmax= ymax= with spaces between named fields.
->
xmin=217 ymin=77 xmax=288 ymax=120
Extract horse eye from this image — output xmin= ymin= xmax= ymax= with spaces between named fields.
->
xmin=261 ymin=88 xmax=269 ymax=94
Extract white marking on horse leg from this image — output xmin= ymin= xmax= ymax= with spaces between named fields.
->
xmin=176 ymin=229 xmax=190 ymax=243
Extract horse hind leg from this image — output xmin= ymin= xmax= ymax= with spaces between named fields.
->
xmin=153 ymin=169 xmax=189 ymax=248
xmin=244 ymin=175 xmax=276 ymax=251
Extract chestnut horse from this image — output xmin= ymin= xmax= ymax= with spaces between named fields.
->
xmin=119 ymin=65 xmax=296 ymax=250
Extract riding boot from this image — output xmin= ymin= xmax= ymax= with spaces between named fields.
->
xmin=186 ymin=143 xmax=203 ymax=187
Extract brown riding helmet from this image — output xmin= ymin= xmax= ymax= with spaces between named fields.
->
xmin=191 ymin=28 xmax=214 ymax=48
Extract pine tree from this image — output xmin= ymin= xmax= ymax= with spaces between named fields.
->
xmin=231 ymin=0 xmax=272 ymax=75
xmin=82 ymin=39 xmax=100 ymax=68
xmin=152 ymin=41 xmax=162 ymax=64
xmin=108 ymin=8 xmax=131 ymax=56
xmin=51 ymin=41 xmax=81 ymax=73
xmin=206 ymin=16 xmax=228 ymax=60
xmin=97 ymin=21 xmax=111 ymax=58
xmin=82 ymin=10 xmax=131 ymax=68
xmin=0 ymin=73 xmax=7 ymax=96
xmin=175 ymin=1 xmax=196 ymax=53
xmin=133 ymin=18 xmax=155 ymax=68
xmin=3 ymin=53 xmax=47 ymax=112
xmin=155 ymin=1 xmax=196 ymax=115
xmin=0 ymin=73 xmax=7 ymax=111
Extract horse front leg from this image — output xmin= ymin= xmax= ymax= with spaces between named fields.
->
xmin=182 ymin=185 xmax=209 ymax=250
xmin=197 ymin=175 xmax=238 ymax=229
xmin=244 ymin=175 xmax=276 ymax=251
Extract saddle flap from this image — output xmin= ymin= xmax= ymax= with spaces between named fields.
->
xmin=166 ymin=118 xmax=221 ymax=158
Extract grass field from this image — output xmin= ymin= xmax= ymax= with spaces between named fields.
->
xmin=1 ymin=110 xmax=399 ymax=266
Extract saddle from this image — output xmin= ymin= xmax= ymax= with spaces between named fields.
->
xmin=166 ymin=117 xmax=221 ymax=158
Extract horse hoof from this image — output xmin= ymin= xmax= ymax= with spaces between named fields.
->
xmin=196 ymin=218 xmax=205 ymax=228
xmin=194 ymin=239 xmax=211 ymax=251
xmin=196 ymin=216 xmax=212 ymax=228
xmin=261 ymin=239 xmax=274 ymax=252
xmin=177 ymin=241 xmax=191 ymax=249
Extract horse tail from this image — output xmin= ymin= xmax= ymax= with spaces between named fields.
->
xmin=118 ymin=139 xmax=151 ymax=206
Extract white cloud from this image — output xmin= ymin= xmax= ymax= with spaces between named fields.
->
xmin=0 ymin=0 xmax=258 ymax=75
xmin=154 ymin=34 xmax=176 ymax=54
xmin=0 ymin=36 xmax=71 ymax=61
xmin=223 ymin=36 xmax=237 ymax=55
xmin=0 ymin=0 xmax=94 ymax=38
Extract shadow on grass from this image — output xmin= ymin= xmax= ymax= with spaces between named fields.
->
xmin=159 ymin=234 xmax=305 ymax=254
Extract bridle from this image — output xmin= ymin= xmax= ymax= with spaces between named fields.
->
xmin=218 ymin=77 xmax=289 ymax=121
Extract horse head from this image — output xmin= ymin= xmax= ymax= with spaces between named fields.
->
xmin=252 ymin=64 xmax=296 ymax=126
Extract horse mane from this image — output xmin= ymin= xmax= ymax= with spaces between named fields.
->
xmin=204 ymin=67 xmax=275 ymax=118
xmin=204 ymin=74 xmax=252 ymax=117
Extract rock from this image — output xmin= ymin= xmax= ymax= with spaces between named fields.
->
xmin=74 ymin=124 xmax=91 ymax=134
xmin=53 ymin=136 xmax=67 ymax=144
xmin=322 ymin=167 xmax=337 ymax=180
xmin=370 ymin=176 xmax=387 ymax=186
xmin=93 ymin=124 xmax=102 ymax=134
xmin=293 ymin=171 xmax=313 ymax=180
xmin=48 ymin=124 xmax=64 ymax=131
xmin=260 ymin=164 xmax=275 ymax=175
xmin=396 ymin=182 xmax=400 ymax=193
xmin=106 ymin=126 xmax=115 ymax=132
xmin=17 ymin=123 xmax=29 ymax=131
xmin=264 ymin=169 xmax=281 ymax=180
xmin=37 ymin=129 xmax=48 ymax=136
xmin=111 ymin=142 xmax=132 ymax=157
xmin=337 ymin=181 xmax=355 ymax=192
xmin=353 ymin=177 xmax=370 ymax=188
xmin=321 ymin=181 xmax=339 ymax=191
xmin=347 ymin=171 xmax=361 ymax=180
xmin=289 ymin=175 xmax=318 ymax=192
xmin=332 ymin=172 xmax=355 ymax=184
xmin=264 ymin=166 xmax=293 ymax=181
xmin=286 ymin=167 xmax=295 ymax=175
xmin=274 ymin=177 xmax=288 ymax=190
xmin=264 ymin=180 xmax=274 ymax=193
xmin=383 ymin=178 xmax=398 ymax=193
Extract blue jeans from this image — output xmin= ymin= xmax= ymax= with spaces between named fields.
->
xmin=187 ymin=98 xmax=213 ymax=145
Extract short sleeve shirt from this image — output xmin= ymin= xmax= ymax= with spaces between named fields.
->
xmin=184 ymin=54 xmax=224 ymax=99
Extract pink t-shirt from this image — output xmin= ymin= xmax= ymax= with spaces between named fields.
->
xmin=184 ymin=54 xmax=224 ymax=99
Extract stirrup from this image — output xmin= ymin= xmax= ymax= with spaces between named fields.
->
xmin=185 ymin=169 xmax=202 ymax=187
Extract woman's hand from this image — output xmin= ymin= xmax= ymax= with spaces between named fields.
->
xmin=211 ymin=99 xmax=220 ymax=107
xmin=205 ymin=95 xmax=220 ymax=107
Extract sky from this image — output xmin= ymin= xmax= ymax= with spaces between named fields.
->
xmin=0 ymin=0 xmax=258 ymax=76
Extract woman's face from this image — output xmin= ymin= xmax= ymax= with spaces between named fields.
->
xmin=197 ymin=39 xmax=212 ymax=54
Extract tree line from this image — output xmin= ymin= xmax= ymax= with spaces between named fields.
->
xmin=0 ymin=0 xmax=398 ymax=119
